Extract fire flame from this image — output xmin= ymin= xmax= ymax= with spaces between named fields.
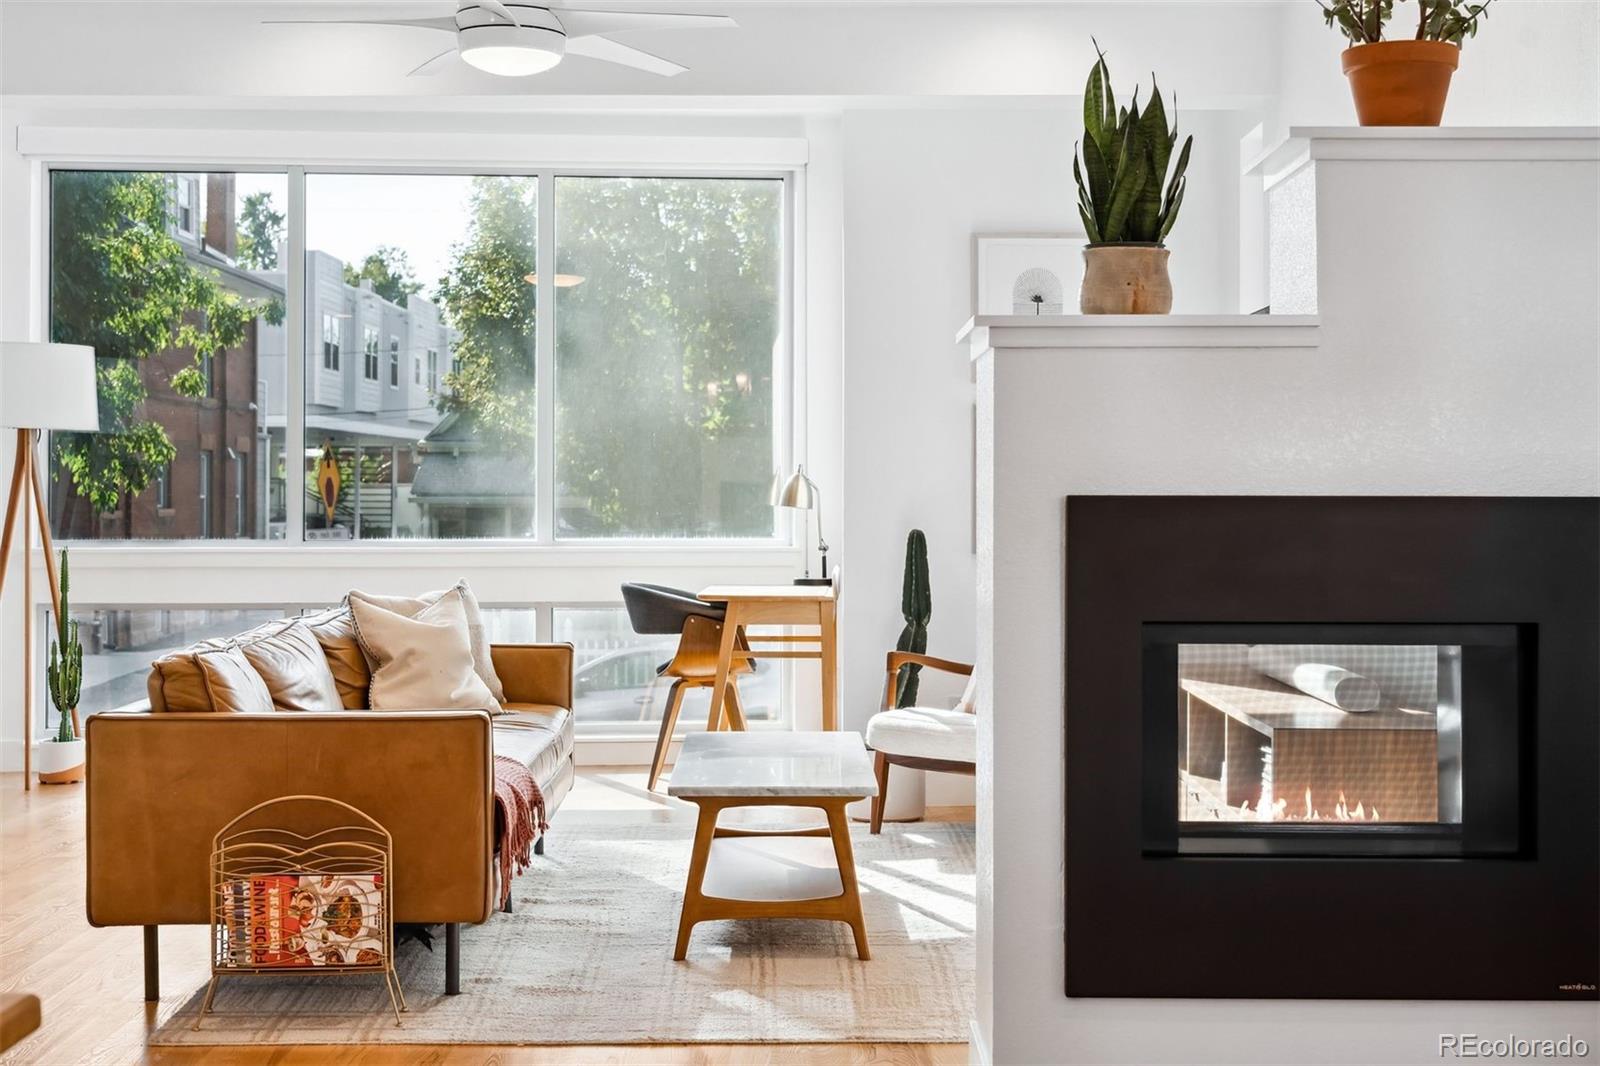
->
xmin=1237 ymin=787 xmax=1383 ymax=823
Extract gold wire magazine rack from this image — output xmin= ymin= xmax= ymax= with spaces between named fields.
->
xmin=200 ymin=795 xmax=407 ymax=1028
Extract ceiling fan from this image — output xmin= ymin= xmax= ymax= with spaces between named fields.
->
xmin=263 ymin=1 xmax=736 ymax=78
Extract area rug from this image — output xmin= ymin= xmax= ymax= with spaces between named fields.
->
xmin=149 ymin=815 xmax=974 ymax=1045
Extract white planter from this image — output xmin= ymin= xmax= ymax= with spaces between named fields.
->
xmin=35 ymin=738 xmax=85 ymax=784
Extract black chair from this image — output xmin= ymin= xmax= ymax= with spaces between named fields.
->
xmin=621 ymin=583 xmax=752 ymax=791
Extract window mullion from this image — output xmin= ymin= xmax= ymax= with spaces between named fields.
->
xmin=534 ymin=172 xmax=556 ymax=543
xmin=285 ymin=166 xmax=307 ymax=543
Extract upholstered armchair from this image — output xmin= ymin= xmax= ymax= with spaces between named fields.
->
xmin=864 ymin=650 xmax=977 ymax=833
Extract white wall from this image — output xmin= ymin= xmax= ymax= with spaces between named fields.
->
xmin=836 ymin=105 xmax=1252 ymax=806
xmin=977 ymin=137 xmax=1598 ymax=1064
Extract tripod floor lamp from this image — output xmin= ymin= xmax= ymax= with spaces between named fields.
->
xmin=0 ymin=343 xmax=99 ymax=790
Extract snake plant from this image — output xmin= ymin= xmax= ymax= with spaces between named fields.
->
xmin=1318 ymin=0 xmax=1495 ymax=46
xmin=1073 ymin=42 xmax=1193 ymax=246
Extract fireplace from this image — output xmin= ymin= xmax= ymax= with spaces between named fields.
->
xmin=1065 ymin=497 xmax=1598 ymax=1000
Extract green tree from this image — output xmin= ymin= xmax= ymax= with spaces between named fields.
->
xmin=344 ymin=245 xmax=423 ymax=308
xmin=49 ymin=171 xmax=268 ymax=532
xmin=431 ymin=176 xmax=779 ymax=537
xmin=552 ymin=177 xmax=779 ymax=535
xmin=435 ymin=179 xmax=538 ymax=444
xmin=236 ymin=190 xmax=284 ymax=270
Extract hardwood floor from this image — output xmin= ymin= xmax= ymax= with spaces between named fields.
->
xmin=0 ymin=768 xmax=971 ymax=1066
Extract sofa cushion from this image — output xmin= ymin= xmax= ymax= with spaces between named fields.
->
xmin=237 ymin=619 xmax=343 ymax=712
xmin=492 ymin=703 xmax=575 ymax=787
xmin=348 ymin=581 xmax=505 ymax=707
xmin=148 ymin=639 xmax=227 ymax=712
xmin=866 ymin=705 xmax=977 ymax=763
xmin=146 ymin=618 xmax=289 ymax=712
xmin=302 ymin=606 xmax=371 ymax=710
xmin=350 ymin=589 xmax=497 ymax=711
xmin=194 ymin=645 xmax=275 ymax=714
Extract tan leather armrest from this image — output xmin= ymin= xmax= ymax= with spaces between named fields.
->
xmin=85 ymin=709 xmax=494 ymax=927
xmin=491 ymin=643 xmax=573 ymax=708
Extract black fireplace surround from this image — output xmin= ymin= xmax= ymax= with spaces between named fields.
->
xmin=1064 ymin=496 xmax=1598 ymax=1000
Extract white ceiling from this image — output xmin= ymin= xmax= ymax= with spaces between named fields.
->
xmin=0 ymin=1 xmax=1287 ymax=105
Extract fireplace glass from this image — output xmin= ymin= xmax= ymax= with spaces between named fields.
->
xmin=1177 ymin=643 xmax=1461 ymax=827
xmin=1144 ymin=625 xmax=1523 ymax=858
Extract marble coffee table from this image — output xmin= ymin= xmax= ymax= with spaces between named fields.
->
xmin=666 ymin=731 xmax=879 ymax=960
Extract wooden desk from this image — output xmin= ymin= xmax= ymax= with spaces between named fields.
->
xmin=699 ymin=584 xmax=839 ymax=731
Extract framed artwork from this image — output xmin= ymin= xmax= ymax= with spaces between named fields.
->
xmin=973 ymin=234 xmax=1087 ymax=316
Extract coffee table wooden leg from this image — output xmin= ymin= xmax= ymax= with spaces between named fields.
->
xmin=823 ymin=800 xmax=870 ymax=960
xmin=674 ymin=800 xmax=722 ymax=960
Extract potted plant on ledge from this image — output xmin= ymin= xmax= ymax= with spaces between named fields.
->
xmin=1320 ymin=0 xmax=1495 ymax=126
xmin=37 ymin=548 xmax=85 ymax=785
xmin=1073 ymin=44 xmax=1192 ymax=315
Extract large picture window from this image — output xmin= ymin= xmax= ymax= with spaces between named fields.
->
xmin=46 ymin=167 xmax=790 ymax=545
xmin=555 ymin=176 xmax=782 ymax=539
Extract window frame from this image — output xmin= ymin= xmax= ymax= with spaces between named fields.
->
xmin=321 ymin=312 xmax=341 ymax=370
xmin=39 ymin=160 xmax=801 ymax=552
xmin=197 ymin=450 xmax=212 ymax=538
xmin=232 ymin=449 xmax=246 ymax=538
xmin=155 ymin=461 xmax=172 ymax=511
xmin=362 ymin=324 xmax=380 ymax=382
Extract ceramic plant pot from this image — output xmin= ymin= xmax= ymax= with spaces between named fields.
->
xmin=1080 ymin=244 xmax=1173 ymax=315
xmin=1342 ymin=40 xmax=1460 ymax=126
xmin=35 ymin=737 xmax=85 ymax=785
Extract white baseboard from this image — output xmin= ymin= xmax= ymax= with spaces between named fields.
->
xmin=969 ymin=1017 xmax=992 ymax=1066
xmin=0 ymin=737 xmax=25 ymax=773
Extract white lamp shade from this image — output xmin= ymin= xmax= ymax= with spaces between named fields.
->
xmin=0 ymin=342 xmax=100 ymax=431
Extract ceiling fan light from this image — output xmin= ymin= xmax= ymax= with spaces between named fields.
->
xmin=458 ymin=23 xmax=565 ymax=77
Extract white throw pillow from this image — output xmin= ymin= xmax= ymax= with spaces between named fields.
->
xmin=347 ymin=580 xmax=505 ymax=706
xmin=349 ymin=588 xmax=498 ymax=712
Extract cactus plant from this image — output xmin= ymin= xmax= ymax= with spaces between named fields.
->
xmin=894 ymin=529 xmax=931 ymax=708
xmin=1072 ymin=41 xmax=1193 ymax=246
xmin=46 ymin=548 xmax=82 ymax=743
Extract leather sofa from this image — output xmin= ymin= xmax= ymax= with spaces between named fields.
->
xmin=85 ymin=612 xmax=575 ymax=1000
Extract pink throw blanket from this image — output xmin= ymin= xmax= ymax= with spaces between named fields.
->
xmin=493 ymin=755 xmax=548 ymax=910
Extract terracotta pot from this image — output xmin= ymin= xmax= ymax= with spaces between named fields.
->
xmin=1080 ymin=244 xmax=1172 ymax=315
xmin=35 ymin=737 xmax=85 ymax=785
xmin=1342 ymin=40 xmax=1460 ymax=126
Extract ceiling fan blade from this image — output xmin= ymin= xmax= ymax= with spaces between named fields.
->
xmin=261 ymin=16 xmax=458 ymax=32
xmin=555 ymin=9 xmax=736 ymax=38
xmin=563 ymin=35 xmax=687 ymax=76
xmin=407 ymin=48 xmax=460 ymax=77
xmin=475 ymin=0 xmax=524 ymax=27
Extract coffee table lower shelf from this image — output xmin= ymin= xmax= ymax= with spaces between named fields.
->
xmin=673 ymin=797 xmax=871 ymax=961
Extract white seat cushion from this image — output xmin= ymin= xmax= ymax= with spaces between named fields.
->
xmin=865 ymin=706 xmax=977 ymax=763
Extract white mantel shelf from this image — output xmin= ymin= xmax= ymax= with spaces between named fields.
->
xmin=958 ymin=314 xmax=1321 ymax=359
xmin=1251 ymin=125 xmax=1600 ymax=187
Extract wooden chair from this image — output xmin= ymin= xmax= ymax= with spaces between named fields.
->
xmin=865 ymin=651 xmax=976 ymax=833
xmin=621 ymin=584 xmax=753 ymax=792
